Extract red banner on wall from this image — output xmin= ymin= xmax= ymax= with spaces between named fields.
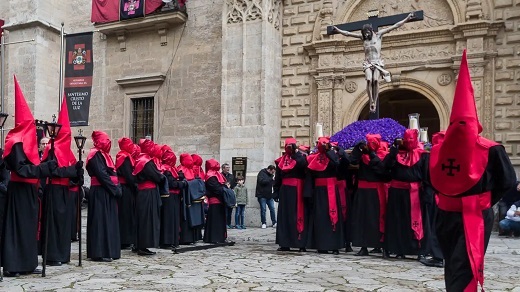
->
xmin=0 ymin=19 xmax=4 ymax=36
xmin=91 ymin=0 xmax=165 ymax=23
xmin=64 ymin=32 xmax=94 ymax=127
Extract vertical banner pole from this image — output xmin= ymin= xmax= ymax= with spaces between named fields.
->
xmin=1 ymin=32 xmax=5 ymax=147
xmin=58 ymin=23 xmax=65 ymax=112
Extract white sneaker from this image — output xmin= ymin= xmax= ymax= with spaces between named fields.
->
xmin=272 ymin=223 xmax=277 ymax=228
xmin=261 ymin=224 xmax=267 ymax=229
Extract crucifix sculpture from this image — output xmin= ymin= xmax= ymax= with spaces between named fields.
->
xmin=328 ymin=10 xmax=424 ymax=119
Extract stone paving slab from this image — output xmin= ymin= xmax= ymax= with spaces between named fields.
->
xmin=2 ymin=219 xmax=519 ymax=291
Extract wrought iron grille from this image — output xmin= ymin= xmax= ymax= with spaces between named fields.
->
xmin=131 ymin=97 xmax=154 ymax=143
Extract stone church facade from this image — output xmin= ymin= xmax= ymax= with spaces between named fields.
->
xmin=1 ymin=0 xmax=520 ymax=180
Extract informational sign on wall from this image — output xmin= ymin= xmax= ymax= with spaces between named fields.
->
xmin=232 ymin=157 xmax=247 ymax=181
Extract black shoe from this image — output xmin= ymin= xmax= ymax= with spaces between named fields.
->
xmin=383 ymin=249 xmax=390 ymax=259
xmin=138 ymin=249 xmax=156 ymax=256
xmin=355 ymin=247 xmax=369 ymax=256
xmin=47 ymin=261 xmax=62 ymax=266
xmin=369 ymin=248 xmax=382 ymax=253
xmin=32 ymin=268 xmax=42 ymax=274
xmin=345 ymin=245 xmax=353 ymax=252
xmin=277 ymin=247 xmax=290 ymax=252
xmin=332 ymin=250 xmax=339 ymax=255
xmin=420 ymin=257 xmax=444 ymax=268
xmin=395 ymin=254 xmax=406 ymax=259
xmin=299 ymin=248 xmax=307 ymax=252
xmin=93 ymin=257 xmax=113 ymax=262
xmin=131 ymin=246 xmax=138 ymax=253
xmin=317 ymin=250 xmax=329 ymax=254
xmin=3 ymin=271 xmax=20 ymax=277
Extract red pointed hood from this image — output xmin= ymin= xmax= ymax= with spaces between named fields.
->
xmin=115 ymin=137 xmax=136 ymax=169
xmin=430 ymin=50 xmax=497 ymax=195
xmin=205 ymin=159 xmax=226 ymax=184
xmin=3 ymin=76 xmax=40 ymax=165
xmin=42 ymin=96 xmax=76 ymax=167
xmin=178 ymin=153 xmax=195 ymax=180
xmin=86 ymin=130 xmax=115 ymax=171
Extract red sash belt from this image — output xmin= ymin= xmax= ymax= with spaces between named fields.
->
xmin=436 ymin=192 xmax=491 ymax=292
xmin=336 ymin=179 xmax=347 ymax=222
xmin=389 ymin=180 xmax=423 ymax=242
xmin=282 ymin=177 xmax=305 ymax=237
xmin=91 ymin=176 xmax=119 ymax=186
xmin=70 ymin=186 xmax=80 ymax=192
xmin=169 ymin=189 xmax=180 ymax=195
xmin=118 ymin=177 xmax=127 ymax=184
xmin=10 ymin=173 xmax=39 ymax=184
xmin=315 ymin=177 xmax=338 ymax=231
xmin=137 ymin=181 xmax=156 ymax=190
xmin=47 ymin=177 xmax=69 ymax=186
xmin=208 ymin=197 xmax=221 ymax=205
xmin=358 ymin=180 xmax=387 ymax=236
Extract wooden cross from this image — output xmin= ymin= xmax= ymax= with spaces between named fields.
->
xmin=327 ymin=10 xmax=424 ymax=120
xmin=327 ymin=10 xmax=424 ymax=35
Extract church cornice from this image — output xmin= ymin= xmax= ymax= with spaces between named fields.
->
xmin=1 ymin=19 xmax=61 ymax=34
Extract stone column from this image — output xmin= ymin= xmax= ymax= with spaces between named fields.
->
xmin=314 ymin=75 xmax=334 ymax=138
xmin=221 ymin=0 xmax=282 ymax=226
xmin=332 ymin=76 xmax=345 ymax=133
xmin=2 ymin=0 xmax=64 ymax=127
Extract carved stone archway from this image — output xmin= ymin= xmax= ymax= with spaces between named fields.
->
xmin=343 ymin=78 xmax=450 ymax=130
xmin=304 ymin=0 xmax=503 ymax=141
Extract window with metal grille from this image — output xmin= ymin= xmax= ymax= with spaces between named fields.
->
xmin=131 ymin=97 xmax=154 ymax=143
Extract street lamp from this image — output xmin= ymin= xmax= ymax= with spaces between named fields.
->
xmin=0 ymin=112 xmax=8 ymax=128
xmin=41 ymin=114 xmax=62 ymax=278
xmin=73 ymin=129 xmax=86 ymax=267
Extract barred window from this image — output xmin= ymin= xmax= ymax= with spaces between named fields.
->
xmin=131 ymin=97 xmax=154 ymax=143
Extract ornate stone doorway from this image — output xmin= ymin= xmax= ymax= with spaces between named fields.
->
xmin=358 ymin=89 xmax=440 ymax=140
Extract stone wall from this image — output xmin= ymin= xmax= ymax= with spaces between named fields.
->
xmin=493 ymin=0 xmax=520 ymax=170
xmin=280 ymin=0 xmax=319 ymax=148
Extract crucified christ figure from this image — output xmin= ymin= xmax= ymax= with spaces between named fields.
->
xmin=333 ymin=12 xmax=415 ymax=113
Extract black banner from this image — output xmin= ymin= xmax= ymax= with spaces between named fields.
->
xmin=64 ymin=32 xmax=93 ymax=127
xmin=120 ymin=0 xmax=145 ymax=20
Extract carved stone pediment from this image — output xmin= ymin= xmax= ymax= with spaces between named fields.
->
xmin=347 ymin=1 xmax=454 ymax=32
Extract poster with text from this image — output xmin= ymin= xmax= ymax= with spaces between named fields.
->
xmin=64 ymin=32 xmax=93 ymax=127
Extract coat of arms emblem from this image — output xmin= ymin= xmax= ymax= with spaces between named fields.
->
xmin=72 ymin=48 xmax=87 ymax=65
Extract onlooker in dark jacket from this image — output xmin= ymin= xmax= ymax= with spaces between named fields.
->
xmin=221 ymin=163 xmax=236 ymax=228
xmin=255 ymin=165 xmax=277 ymax=229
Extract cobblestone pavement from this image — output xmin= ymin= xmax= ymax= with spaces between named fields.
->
xmin=2 ymin=220 xmax=520 ymax=291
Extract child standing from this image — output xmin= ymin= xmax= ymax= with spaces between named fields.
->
xmin=233 ymin=176 xmax=248 ymax=229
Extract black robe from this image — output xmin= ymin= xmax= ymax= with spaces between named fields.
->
xmin=116 ymin=157 xmax=137 ymax=246
xmin=203 ymin=176 xmax=227 ymax=243
xmin=306 ymin=150 xmax=344 ymax=251
xmin=86 ymin=152 xmax=121 ymax=260
xmin=69 ymin=184 xmax=80 ymax=241
xmin=336 ymin=148 xmax=352 ymax=248
xmin=160 ymin=171 xmax=183 ymax=247
xmin=2 ymin=143 xmax=51 ymax=272
xmin=134 ymin=161 xmax=166 ymax=250
xmin=383 ymin=151 xmax=429 ymax=256
xmin=435 ymin=145 xmax=516 ymax=291
xmin=179 ymin=172 xmax=198 ymax=245
xmin=41 ymin=152 xmax=79 ymax=263
xmin=0 ymin=155 xmax=10 ymax=270
xmin=274 ymin=151 xmax=309 ymax=249
xmin=349 ymin=148 xmax=388 ymax=249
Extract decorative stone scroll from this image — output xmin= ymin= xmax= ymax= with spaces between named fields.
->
xmin=226 ymin=0 xmax=281 ymax=28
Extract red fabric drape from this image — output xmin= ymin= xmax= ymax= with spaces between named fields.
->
xmin=91 ymin=0 xmax=165 ymax=23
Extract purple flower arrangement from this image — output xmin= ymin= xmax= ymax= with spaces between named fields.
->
xmin=330 ymin=118 xmax=406 ymax=149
